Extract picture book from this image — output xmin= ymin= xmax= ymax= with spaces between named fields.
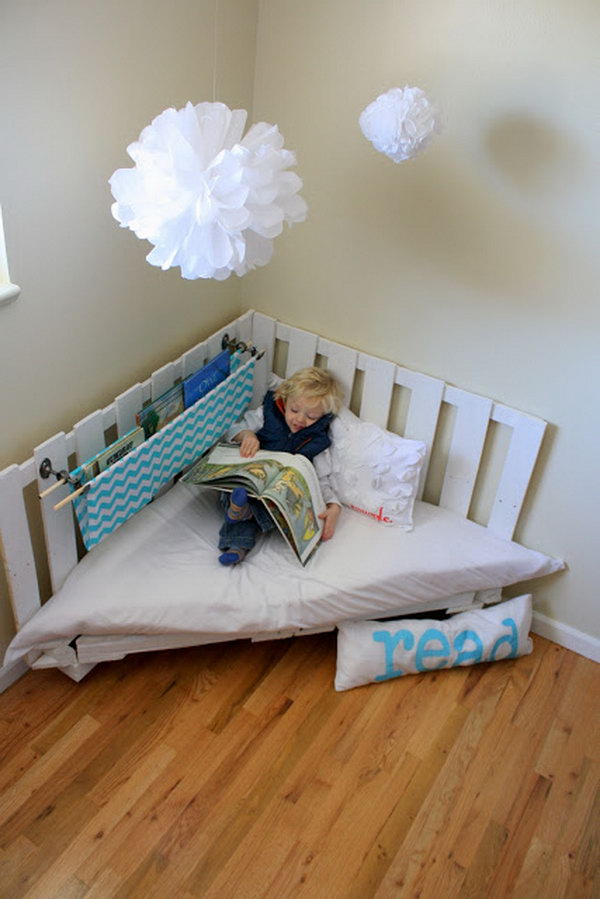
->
xmin=136 ymin=383 xmax=184 ymax=439
xmin=182 ymin=349 xmax=231 ymax=409
xmin=184 ymin=444 xmax=326 ymax=565
xmin=71 ymin=426 xmax=145 ymax=484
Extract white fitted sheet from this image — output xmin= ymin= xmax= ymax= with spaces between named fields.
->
xmin=4 ymin=482 xmax=564 ymax=665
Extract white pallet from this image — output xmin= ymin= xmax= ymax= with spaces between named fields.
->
xmin=1 ymin=310 xmax=548 ymax=682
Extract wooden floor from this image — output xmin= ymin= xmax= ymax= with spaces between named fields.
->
xmin=0 ymin=633 xmax=597 ymax=898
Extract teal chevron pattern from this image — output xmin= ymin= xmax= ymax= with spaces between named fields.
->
xmin=72 ymin=356 xmax=256 ymax=550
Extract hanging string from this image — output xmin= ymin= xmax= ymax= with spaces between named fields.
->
xmin=212 ymin=0 xmax=219 ymax=102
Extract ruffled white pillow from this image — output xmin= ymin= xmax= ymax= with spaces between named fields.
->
xmin=329 ymin=408 xmax=427 ymax=529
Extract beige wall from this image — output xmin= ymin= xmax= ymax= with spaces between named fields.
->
xmin=244 ymin=0 xmax=600 ymax=640
xmin=0 ymin=0 xmax=258 ymax=648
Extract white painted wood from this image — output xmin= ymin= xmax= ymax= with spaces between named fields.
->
xmin=33 ymin=434 xmax=79 ymax=594
xmin=395 ymin=368 xmax=445 ymax=498
xmin=252 ymin=312 xmax=276 ymax=375
xmin=316 ymin=338 xmax=357 ymax=406
xmin=281 ymin=324 xmax=318 ymax=377
xmin=29 ymin=644 xmax=78 ymax=668
xmin=58 ymin=661 xmax=97 ymax=682
xmin=73 ymin=410 xmax=105 ymax=467
xmin=358 ymin=353 xmax=396 ymax=428
xmin=234 ymin=308 xmax=254 ymax=345
xmin=181 ymin=341 xmax=207 ymax=379
xmin=475 ymin=587 xmax=503 ymax=605
xmin=0 ymin=465 xmax=41 ymax=629
xmin=115 ymin=383 xmax=144 ymax=437
xmin=250 ymin=312 xmax=275 ymax=406
xmin=151 ymin=361 xmax=177 ymax=401
xmin=439 ymin=386 xmax=493 ymax=517
xmin=207 ymin=328 xmax=226 ymax=361
xmin=487 ymin=405 xmax=546 ymax=539
xmin=76 ymin=631 xmax=241 ymax=663
xmin=532 ymin=611 xmax=600 ymax=663
xmin=18 ymin=457 xmax=37 ymax=489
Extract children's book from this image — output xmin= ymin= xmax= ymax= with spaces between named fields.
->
xmin=136 ymin=383 xmax=184 ymax=439
xmin=182 ymin=349 xmax=231 ymax=409
xmin=184 ymin=443 xmax=326 ymax=565
xmin=71 ymin=427 xmax=145 ymax=484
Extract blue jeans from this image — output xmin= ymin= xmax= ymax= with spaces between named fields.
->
xmin=218 ymin=492 xmax=274 ymax=552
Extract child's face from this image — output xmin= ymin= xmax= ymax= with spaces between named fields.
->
xmin=284 ymin=394 xmax=325 ymax=433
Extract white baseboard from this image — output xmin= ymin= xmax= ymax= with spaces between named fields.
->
xmin=532 ymin=611 xmax=600 ymax=664
xmin=0 ymin=658 xmax=29 ymax=693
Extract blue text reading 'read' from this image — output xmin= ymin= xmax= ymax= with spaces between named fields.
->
xmin=373 ymin=618 xmax=519 ymax=681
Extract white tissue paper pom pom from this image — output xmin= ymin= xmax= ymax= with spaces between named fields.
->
xmin=109 ymin=102 xmax=308 ymax=280
xmin=359 ymin=86 xmax=440 ymax=163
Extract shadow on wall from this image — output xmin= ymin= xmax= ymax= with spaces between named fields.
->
xmin=485 ymin=113 xmax=580 ymax=195
xmin=347 ymin=112 xmax=581 ymax=300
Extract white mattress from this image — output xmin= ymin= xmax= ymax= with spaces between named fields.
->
xmin=4 ymin=482 xmax=563 ymax=665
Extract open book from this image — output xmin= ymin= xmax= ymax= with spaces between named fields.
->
xmin=184 ymin=443 xmax=326 ymax=565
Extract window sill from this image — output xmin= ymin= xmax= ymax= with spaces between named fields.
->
xmin=0 ymin=282 xmax=20 ymax=307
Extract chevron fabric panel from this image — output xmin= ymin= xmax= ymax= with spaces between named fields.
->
xmin=72 ymin=356 xmax=256 ymax=550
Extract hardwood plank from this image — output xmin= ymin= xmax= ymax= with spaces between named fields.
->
xmin=22 ymin=743 xmax=176 ymax=899
xmin=374 ymin=690 xmax=505 ymax=897
xmin=485 ymin=773 xmax=554 ymax=897
xmin=458 ymin=819 xmax=509 ymax=899
xmin=0 ymin=715 xmax=100 ymax=827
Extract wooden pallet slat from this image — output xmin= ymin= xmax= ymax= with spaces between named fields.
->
xmin=250 ymin=312 xmax=276 ymax=407
xmin=357 ymin=353 xmax=396 ymax=428
xmin=440 ymin=386 xmax=493 ymax=517
xmin=317 ymin=338 xmax=357 ymax=406
xmin=33 ymin=433 xmax=79 ymax=595
xmin=181 ymin=340 xmax=207 ymax=380
xmin=282 ymin=324 xmax=319 ymax=377
xmin=73 ymin=410 xmax=106 ymax=466
xmin=0 ymin=465 xmax=41 ymax=629
xmin=150 ymin=360 xmax=177 ymax=401
xmin=395 ymin=367 xmax=445 ymax=498
xmin=115 ymin=383 xmax=144 ymax=437
xmin=487 ymin=405 xmax=546 ymax=539
xmin=234 ymin=308 xmax=254 ymax=345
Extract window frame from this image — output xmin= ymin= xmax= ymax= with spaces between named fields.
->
xmin=0 ymin=204 xmax=20 ymax=307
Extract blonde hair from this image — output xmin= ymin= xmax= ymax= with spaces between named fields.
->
xmin=275 ymin=367 xmax=343 ymax=416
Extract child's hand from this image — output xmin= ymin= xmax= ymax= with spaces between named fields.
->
xmin=319 ymin=503 xmax=341 ymax=541
xmin=236 ymin=430 xmax=260 ymax=457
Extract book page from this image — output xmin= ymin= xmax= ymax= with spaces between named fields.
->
xmin=185 ymin=444 xmax=285 ymax=495
xmin=259 ymin=455 xmax=325 ymax=563
xmin=184 ymin=445 xmax=326 ymax=564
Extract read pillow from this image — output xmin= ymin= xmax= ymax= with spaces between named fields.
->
xmin=335 ymin=594 xmax=533 ymax=691
xmin=329 ymin=407 xmax=427 ymax=529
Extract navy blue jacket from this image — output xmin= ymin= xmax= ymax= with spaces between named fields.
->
xmin=256 ymin=391 xmax=333 ymax=461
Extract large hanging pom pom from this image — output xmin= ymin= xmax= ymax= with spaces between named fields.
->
xmin=109 ymin=102 xmax=308 ymax=280
xmin=359 ymin=86 xmax=440 ymax=163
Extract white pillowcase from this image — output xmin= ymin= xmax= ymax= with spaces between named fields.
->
xmin=335 ymin=594 xmax=533 ymax=691
xmin=329 ymin=407 xmax=427 ymax=528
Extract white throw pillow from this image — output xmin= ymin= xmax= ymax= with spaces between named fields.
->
xmin=335 ymin=594 xmax=533 ymax=691
xmin=329 ymin=407 xmax=426 ymax=529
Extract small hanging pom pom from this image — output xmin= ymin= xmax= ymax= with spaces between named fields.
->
xmin=359 ymin=86 xmax=441 ymax=163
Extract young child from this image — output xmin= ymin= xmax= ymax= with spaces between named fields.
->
xmin=218 ymin=367 xmax=344 ymax=565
